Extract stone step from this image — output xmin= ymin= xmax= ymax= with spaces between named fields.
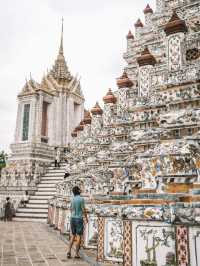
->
xmin=50 ymin=163 xmax=66 ymax=167
xmin=26 ymin=204 xmax=48 ymax=208
xmin=41 ymin=176 xmax=63 ymax=181
xmin=37 ymin=183 xmax=56 ymax=188
xmin=47 ymin=168 xmax=66 ymax=173
xmin=15 ymin=212 xmax=47 ymax=218
xmin=44 ymin=172 xmax=65 ymax=177
xmin=40 ymin=180 xmax=61 ymax=184
xmin=17 ymin=208 xmax=48 ymax=213
xmin=13 ymin=217 xmax=47 ymax=222
xmin=29 ymin=199 xmax=49 ymax=204
xmin=30 ymin=195 xmax=53 ymax=200
xmin=35 ymin=191 xmax=55 ymax=196
xmin=37 ymin=187 xmax=56 ymax=192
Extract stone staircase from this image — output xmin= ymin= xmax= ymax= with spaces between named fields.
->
xmin=14 ymin=163 xmax=65 ymax=222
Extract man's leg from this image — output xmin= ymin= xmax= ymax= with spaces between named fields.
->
xmin=75 ymin=235 xmax=82 ymax=257
xmin=67 ymin=234 xmax=75 ymax=255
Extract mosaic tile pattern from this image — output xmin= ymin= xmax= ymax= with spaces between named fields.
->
xmin=139 ymin=66 xmax=151 ymax=97
xmin=168 ymin=34 xmax=182 ymax=71
xmin=123 ymin=220 xmax=132 ymax=266
xmin=97 ymin=217 xmax=105 ymax=261
xmin=176 ymin=226 xmax=189 ymax=266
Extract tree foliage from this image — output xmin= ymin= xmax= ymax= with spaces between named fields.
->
xmin=0 ymin=151 xmax=7 ymax=170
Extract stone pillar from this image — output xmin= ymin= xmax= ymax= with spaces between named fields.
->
xmin=139 ymin=65 xmax=153 ymax=97
xmin=62 ymin=93 xmax=67 ymax=146
xmin=167 ymin=33 xmax=186 ymax=72
xmin=35 ymin=93 xmax=43 ymax=143
xmin=83 ymin=124 xmax=91 ymax=138
xmin=66 ymin=96 xmax=74 ymax=145
xmin=91 ymin=103 xmax=103 ymax=136
xmin=134 ymin=19 xmax=143 ymax=39
xmin=47 ymin=100 xmax=55 ymax=146
xmin=117 ymin=87 xmax=128 ymax=118
xmin=82 ymin=110 xmax=92 ymax=138
xmin=29 ymin=96 xmax=37 ymax=142
xmin=14 ymin=100 xmax=23 ymax=142
xmin=164 ymin=11 xmax=188 ymax=72
xmin=137 ymin=47 xmax=156 ymax=97
xmin=126 ymin=31 xmax=134 ymax=54
xmin=55 ymin=92 xmax=64 ymax=146
xmin=103 ymin=89 xmax=117 ymax=126
xmin=143 ymin=4 xmax=153 ymax=27
xmin=116 ymin=71 xmax=133 ymax=119
xmin=91 ymin=115 xmax=102 ymax=136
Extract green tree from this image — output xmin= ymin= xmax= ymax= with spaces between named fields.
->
xmin=0 ymin=151 xmax=7 ymax=176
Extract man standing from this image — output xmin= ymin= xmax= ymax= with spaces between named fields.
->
xmin=4 ymin=197 xmax=14 ymax=221
xmin=54 ymin=147 xmax=61 ymax=168
xmin=67 ymin=186 xmax=88 ymax=259
xmin=64 ymin=161 xmax=70 ymax=180
xmin=20 ymin=191 xmax=29 ymax=207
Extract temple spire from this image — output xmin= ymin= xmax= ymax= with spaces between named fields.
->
xmin=50 ymin=17 xmax=73 ymax=84
xmin=59 ymin=17 xmax=64 ymax=55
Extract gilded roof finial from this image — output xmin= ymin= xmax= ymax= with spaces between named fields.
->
xmin=59 ymin=17 xmax=64 ymax=55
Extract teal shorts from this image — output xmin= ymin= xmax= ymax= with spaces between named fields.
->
xmin=70 ymin=217 xmax=84 ymax=235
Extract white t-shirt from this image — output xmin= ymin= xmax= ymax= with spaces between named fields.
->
xmin=65 ymin=164 xmax=70 ymax=173
xmin=56 ymin=150 xmax=61 ymax=162
xmin=23 ymin=195 xmax=29 ymax=201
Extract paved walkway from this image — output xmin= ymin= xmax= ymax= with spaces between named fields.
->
xmin=0 ymin=222 xmax=89 ymax=266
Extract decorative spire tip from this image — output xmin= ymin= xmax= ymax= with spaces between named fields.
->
xmin=59 ymin=17 xmax=64 ymax=55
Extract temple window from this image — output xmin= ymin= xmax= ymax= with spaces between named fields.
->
xmin=22 ymin=104 xmax=30 ymax=141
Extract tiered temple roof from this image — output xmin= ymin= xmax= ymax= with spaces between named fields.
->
xmin=18 ymin=19 xmax=83 ymax=98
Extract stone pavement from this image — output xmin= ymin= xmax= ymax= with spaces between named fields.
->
xmin=0 ymin=222 xmax=90 ymax=266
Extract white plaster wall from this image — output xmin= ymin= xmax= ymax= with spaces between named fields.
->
xmin=66 ymin=96 xmax=74 ymax=145
xmin=189 ymin=227 xmax=200 ymax=266
xmin=29 ymin=96 xmax=37 ymax=142
xmin=62 ymin=93 xmax=67 ymax=146
xmin=35 ymin=94 xmax=43 ymax=143
xmin=14 ymin=101 xmax=23 ymax=142
xmin=47 ymin=101 xmax=53 ymax=145
xmin=56 ymin=93 xmax=63 ymax=146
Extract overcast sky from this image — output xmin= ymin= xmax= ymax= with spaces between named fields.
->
xmin=0 ymin=0 xmax=155 ymax=152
